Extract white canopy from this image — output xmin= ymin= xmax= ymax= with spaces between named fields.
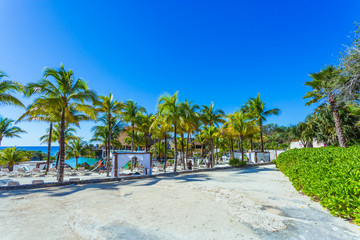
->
xmin=111 ymin=153 xmax=152 ymax=177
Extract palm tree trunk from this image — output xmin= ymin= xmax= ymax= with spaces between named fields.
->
xmin=145 ymin=134 xmax=148 ymax=153
xmin=228 ymin=138 xmax=231 ymax=159
xmin=211 ymin=138 xmax=214 ymax=168
xmin=154 ymin=138 xmax=157 ymax=161
xmin=260 ymin=122 xmax=264 ymax=152
xmin=240 ymin=135 xmax=244 ymax=161
xmin=131 ymin=123 xmax=135 ymax=171
xmin=186 ymin=132 xmax=190 ymax=168
xmin=181 ymin=133 xmax=185 ymax=170
xmin=131 ymin=123 xmax=135 ymax=151
xmin=164 ymin=133 xmax=167 ymax=172
xmin=250 ymin=139 xmax=253 ymax=151
xmin=76 ymin=157 xmax=79 ymax=167
xmin=46 ymin=122 xmax=53 ymax=175
xmin=158 ymin=138 xmax=161 ymax=161
xmin=328 ymin=95 xmax=347 ymax=148
xmin=173 ymin=124 xmax=178 ymax=172
xmin=237 ymin=137 xmax=241 ymax=153
xmin=0 ymin=137 xmax=2 ymax=146
xmin=58 ymin=108 xmax=66 ymax=182
xmin=107 ymin=113 xmax=111 ymax=177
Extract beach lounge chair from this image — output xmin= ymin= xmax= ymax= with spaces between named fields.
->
xmin=48 ymin=168 xmax=57 ymax=176
xmin=64 ymin=168 xmax=75 ymax=176
xmin=156 ymin=164 xmax=164 ymax=171
xmin=31 ymin=168 xmax=45 ymax=177
xmin=0 ymin=168 xmax=9 ymax=177
xmin=77 ymin=167 xmax=90 ymax=176
xmin=17 ymin=168 xmax=31 ymax=177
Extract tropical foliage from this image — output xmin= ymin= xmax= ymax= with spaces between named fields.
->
xmin=276 ymin=147 xmax=360 ymax=225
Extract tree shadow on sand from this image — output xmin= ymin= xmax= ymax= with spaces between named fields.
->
xmin=0 ymin=173 xmax=213 ymax=198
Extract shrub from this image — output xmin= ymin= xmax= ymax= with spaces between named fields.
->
xmin=276 ymin=146 xmax=360 ymax=225
xmin=229 ymin=157 xmax=247 ymax=167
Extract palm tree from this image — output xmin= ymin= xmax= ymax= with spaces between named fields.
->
xmin=179 ymin=100 xmax=199 ymax=166
xmin=91 ymin=115 xmax=123 ymax=167
xmin=200 ymin=126 xmax=219 ymax=168
xmin=25 ymin=64 xmax=97 ymax=182
xmin=228 ymin=111 xmax=258 ymax=161
xmin=200 ymin=102 xmax=225 ymax=127
xmin=221 ymin=120 xmax=237 ymax=158
xmin=151 ymin=113 xmax=172 ymax=171
xmin=121 ymin=100 xmax=146 ymax=152
xmin=95 ymin=93 xmax=122 ymax=175
xmin=17 ymin=98 xmax=60 ymax=174
xmin=0 ymin=147 xmax=27 ymax=171
xmin=136 ymin=113 xmax=153 ymax=153
xmin=304 ymin=66 xmax=347 ymax=147
xmin=0 ymin=71 xmax=25 ymax=108
xmin=157 ymin=92 xmax=181 ymax=172
xmin=246 ymin=93 xmax=280 ymax=152
xmin=0 ymin=117 xmax=26 ymax=146
xmin=66 ymin=139 xmax=93 ymax=167
xmin=124 ymin=131 xmax=145 ymax=150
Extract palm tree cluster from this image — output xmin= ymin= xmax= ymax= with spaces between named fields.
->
xmin=297 ymin=25 xmax=360 ymax=148
xmin=0 ymin=64 xmax=281 ymax=181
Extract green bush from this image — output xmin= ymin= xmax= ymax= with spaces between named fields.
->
xmin=276 ymin=147 xmax=360 ymax=225
xmin=229 ymin=157 xmax=247 ymax=167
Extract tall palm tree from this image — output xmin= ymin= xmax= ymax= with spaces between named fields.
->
xmin=0 ymin=71 xmax=25 ymax=108
xmin=17 ymin=98 xmax=60 ymax=174
xmin=95 ymin=93 xmax=122 ymax=175
xmin=25 ymin=64 xmax=97 ymax=182
xmin=246 ymin=93 xmax=280 ymax=152
xmin=304 ymin=66 xmax=347 ymax=147
xmin=0 ymin=147 xmax=27 ymax=171
xmin=228 ymin=111 xmax=258 ymax=161
xmin=200 ymin=125 xmax=219 ymax=168
xmin=136 ymin=113 xmax=153 ymax=153
xmin=66 ymin=138 xmax=93 ymax=167
xmin=151 ymin=113 xmax=172 ymax=172
xmin=91 ymin=115 xmax=123 ymax=164
xmin=0 ymin=117 xmax=26 ymax=146
xmin=200 ymin=102 xmax=225 ymax=127
xmin=157 ymin=92 xmax=181 ymax=172
xmin=179 ymin=100 xmax=199 ymax=165
xmin=124 ymin=131 xmax=145 ymax=150
xmin=121 ymin=100 xmax=146 ymax=152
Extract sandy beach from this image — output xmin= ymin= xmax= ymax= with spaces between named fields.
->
xmin=0 ymin=165 xmax=359 ymax=240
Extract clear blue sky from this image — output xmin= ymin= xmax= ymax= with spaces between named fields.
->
xmin=0 ymin=1 xmax=359 ymax=146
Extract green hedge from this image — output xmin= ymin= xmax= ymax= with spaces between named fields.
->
xmin=276 ymin=147 xmax=360 ymax=224
xmin=229 ymin=157 xmax=247 ymax=168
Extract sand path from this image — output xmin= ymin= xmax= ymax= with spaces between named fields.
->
xmin=0 ymin=165 xmax=359 ymax=239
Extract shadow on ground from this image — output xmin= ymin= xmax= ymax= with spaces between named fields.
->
xmin=0 ymin=172 xmax=215 ymax=198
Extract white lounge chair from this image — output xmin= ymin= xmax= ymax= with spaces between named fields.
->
xmin=17 ymin=168 xmax=31 ymax=177
xmin=0 ymin=168 xmax=9 ymax=177
xmin=77 ymin=167 xmax=91 ymax=176
xmin=31 ymin=168 xmax=45 ymax=177
xmin=48 ymin=168 xmax=57 ymax=176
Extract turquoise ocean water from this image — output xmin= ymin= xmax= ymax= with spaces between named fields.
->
xmin=0 ymin=146 xmax=99 ymax=168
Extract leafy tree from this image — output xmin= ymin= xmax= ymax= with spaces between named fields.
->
xmin=0 ymin=147 xmax=27 ymax=171
xmin=0 ymin=71 xmax=24 ymax=108
xmin=66 ymin=138 xmax=93 ymax=167
xmin=25 ymin=64 xmax=97 ymax=182
xmin=200 ymin=125 xmax=220 ymax=168
xmin=228 ymin=111 xmax=258 ymax=160
xmin=246 ymin=93 xmax=280 ymax=152
xmin=157 ymin=92 xmax=181 ymax=171
xmin=0 ymin=117 xmax=26 ymax=146
xmin=95 ymin=93 xmax=122 ymax=175
xmin=121 ymin=100 xmax=146 ymax=151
